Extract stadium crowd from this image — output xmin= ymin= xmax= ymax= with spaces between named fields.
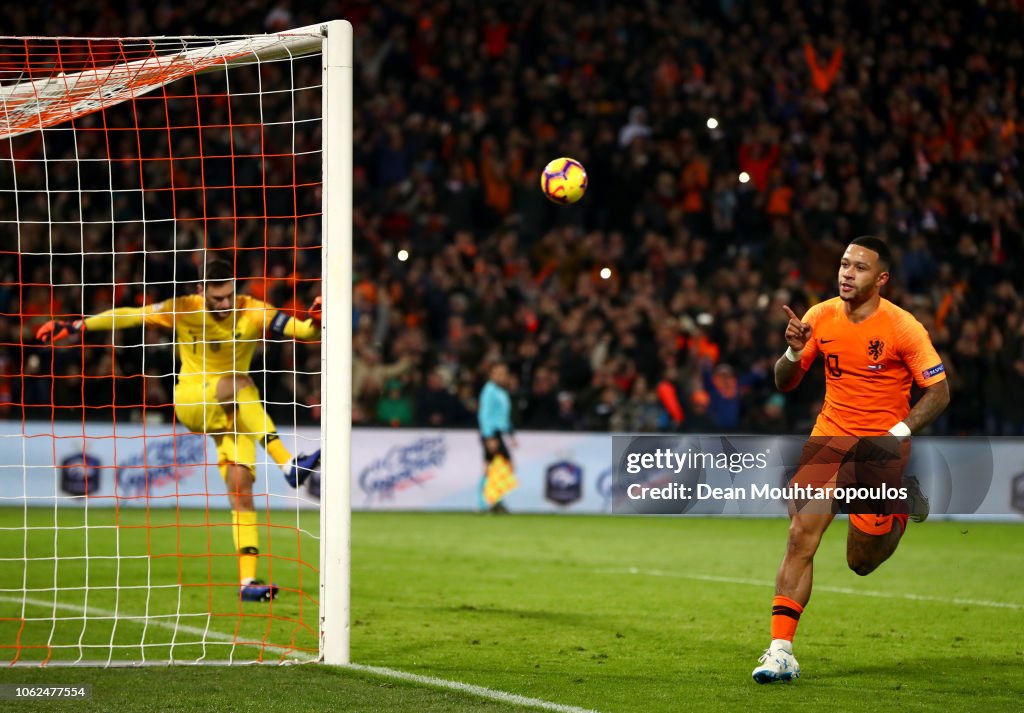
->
xmin=2 ymin=0 xmax=1023 ymax=436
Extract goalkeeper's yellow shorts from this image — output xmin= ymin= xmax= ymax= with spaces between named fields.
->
xmin=174 ymin=376 xmax=256 ymax=478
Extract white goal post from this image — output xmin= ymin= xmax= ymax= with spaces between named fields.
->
xmin=319 ymin=19 xmax=353 ymax=668
xmin=0 ymin=21 xmax=351 ymax=666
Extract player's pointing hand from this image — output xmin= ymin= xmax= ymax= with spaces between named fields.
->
xmin=782 ymin=305 xmax=812 ymax=351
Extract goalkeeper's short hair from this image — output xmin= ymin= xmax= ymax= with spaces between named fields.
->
xmin=204 ymin=258 xmax=234 ymax=284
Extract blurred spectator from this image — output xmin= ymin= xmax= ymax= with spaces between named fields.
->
xmin=611 ymin=375 xmax=666 ymax=432
xmin=701 ymin=363 xmax=746 ymax=431
xmin=2 ymin=0 xmax=1022 ymax=437
xmin=619 ymin=107 xmax=652 ymax=149
xmin=377 ymin=378 xmax=414 ymax=427
xmin=804 ymin=40 xmax=844 ymax=95
xmin=743 ymin=393 xmax=789 ymax=435
xmin=416 ymin=368 xmax=470 ymax=427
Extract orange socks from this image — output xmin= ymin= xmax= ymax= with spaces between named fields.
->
xmin=771 ymin=595 xmax=804 ymax=642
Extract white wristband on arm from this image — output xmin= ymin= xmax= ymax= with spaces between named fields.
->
xmin=888 ymin=421 xmax=912 ymax=438
xmin=784 ymin=346 xmax=803 ymax=362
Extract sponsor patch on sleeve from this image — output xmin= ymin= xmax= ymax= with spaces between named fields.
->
xmin=922 ymin=363 xmax=945 ymax=379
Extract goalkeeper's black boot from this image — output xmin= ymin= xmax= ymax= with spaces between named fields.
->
xmin=240 ymin=580 xmax=279 ymax=602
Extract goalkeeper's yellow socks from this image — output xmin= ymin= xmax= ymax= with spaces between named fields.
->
xmin=234 ymin=385 xmax=293 ymax=472
xmin=231 ymin=510 xmax=260 ymax=584
xmin=264 ymin=435 xmax=292 ymax=472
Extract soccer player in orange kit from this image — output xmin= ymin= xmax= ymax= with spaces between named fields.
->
xmin=752 ymin=236 xmax=950 ymax=683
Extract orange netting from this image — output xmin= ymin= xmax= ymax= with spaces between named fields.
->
xmin=0 ymin=34 xmax=323 ymax=665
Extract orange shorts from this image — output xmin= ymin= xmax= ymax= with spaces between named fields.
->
xmin=790 ymin=436 xmax=910 ymax=533
xmin=849 ymin=513 xmax=906 ymax=536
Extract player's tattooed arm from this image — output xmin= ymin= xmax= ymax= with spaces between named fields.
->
xmin=774 ymin=355 xmax=805 ymax=392
xmin=902 ymin=380 xmax=950 ymax=434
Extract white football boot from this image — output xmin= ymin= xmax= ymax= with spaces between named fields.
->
xmin=904 ymin=474 xmax=929 ymax=523
xmin=752 ymin=640 xmax=800 ymax=683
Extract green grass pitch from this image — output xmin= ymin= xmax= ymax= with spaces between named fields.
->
xmin=0 ymin=509 xmax=1021 ymax=712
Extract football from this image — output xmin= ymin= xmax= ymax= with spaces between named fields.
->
xmin=540 ymin=157 xmax=588 ymax=204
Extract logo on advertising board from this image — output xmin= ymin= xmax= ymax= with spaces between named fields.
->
xmin=596 ymin=466 xmax=613 ymax=512
xmin=60 ymin=452 xmax=102 ymax=496
xmin=1012 ymin=473 xmax=1024 ymax=515
xmin=545 ymin=460 xmax=583 ymax=506
xmin=116 ymin=433 xmax=208 ymax=498
xmin=357 ymin=436 xmax=445 ymax=501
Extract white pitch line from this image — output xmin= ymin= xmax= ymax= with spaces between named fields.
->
xmin=348 ymin=664 xmax=601 ymax=713
xmin=4 ymin=596 xmax=600 ymax=711
xmin=597 ymin=568 xmax=1023 ymax=610
xmin=0 ymin=595 xmax=314 ymax=661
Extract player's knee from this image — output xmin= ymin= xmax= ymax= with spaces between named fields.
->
xmin=223 ymin=463 xmax=254 ymax=491
xmin=786 ymin=519 xmax=820 ymax=559
xmin=216 ymin=374 xmax=253 ymax=404
xmin=847 ymin=552 xmax=878 ymax=576
xmin=216 ymin=379 xmax=235 ymax=404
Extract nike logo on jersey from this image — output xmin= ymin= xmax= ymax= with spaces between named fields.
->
xmin=820 ymin=338 xmax=834 ymax=344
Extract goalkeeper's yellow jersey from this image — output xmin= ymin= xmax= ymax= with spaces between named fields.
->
xmin=82 ymin=294 xmax=319 ymax=382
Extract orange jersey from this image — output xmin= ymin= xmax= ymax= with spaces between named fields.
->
xmin=798 ymin=297 xmax=946 ymax=436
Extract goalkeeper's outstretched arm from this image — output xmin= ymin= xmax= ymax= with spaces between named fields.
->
xmin=37 ymin=296 xmax=322 ymax=344
xmin=36 ymin=305 xmax=158 ymax=343
xmin=266 ymin=296 xmax=322 ymax=341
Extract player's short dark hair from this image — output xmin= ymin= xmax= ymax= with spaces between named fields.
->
xmin=849 ymin=236 xmax=892 ymax=271
xmin=204 ymin=258 xmax=234 ymax=284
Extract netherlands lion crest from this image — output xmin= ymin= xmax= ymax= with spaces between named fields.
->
xmin=867 ymin=338 xmax=885 ymax=360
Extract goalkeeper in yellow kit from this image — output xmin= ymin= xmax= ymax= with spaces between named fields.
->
xmin=36 ymin=259 xmax=322 ymax=602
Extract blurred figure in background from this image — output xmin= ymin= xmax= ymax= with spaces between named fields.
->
xmin=477 ymin=361 xmax=518 ymax=513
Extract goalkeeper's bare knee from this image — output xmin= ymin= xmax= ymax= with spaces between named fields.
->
xmin=224 ymin=464 xmax=255 ymax=510
xmin=216 ymin=373 xmax=256 ymax=405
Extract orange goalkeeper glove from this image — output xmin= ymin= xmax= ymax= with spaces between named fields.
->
xmin=308 ymin=296 xmax=322 ymax=325
xmin=36 ymin=319 xmax=84 ymax=344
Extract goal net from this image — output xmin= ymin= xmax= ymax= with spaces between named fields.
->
xmin=0 ymin=22 xmax=351 ymax=666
